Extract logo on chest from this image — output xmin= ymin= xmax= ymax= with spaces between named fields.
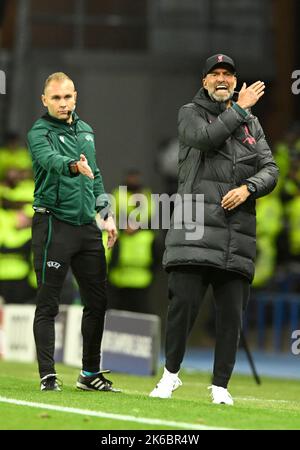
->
xmin=47 ymin=261 xmax=61 ymax=269
xmin=242 ymin=125 xmax=256 ymax=145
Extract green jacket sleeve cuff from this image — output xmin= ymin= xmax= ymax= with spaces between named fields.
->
xmin=62 ymin=158 xmax=77 ymax=176
xmin=231 ymin=102 xmax=251 ymax=120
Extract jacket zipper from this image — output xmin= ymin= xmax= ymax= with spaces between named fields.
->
xmin=46 ymin=132 xmax=61 ymax=206
xmin=225 ymin=144 xmax=236 ymax=268
xmin=232 ymin=147 xmax=236 ymax=184
xmin=73 ymin=125 xmax=85 ymax=223
xmin=79 ymin=168 xmax=84 ymax=223
xmin=55 ymin=179 xmax=60 ymax=206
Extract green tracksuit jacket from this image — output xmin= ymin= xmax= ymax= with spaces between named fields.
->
xmin=27 ymin=112 xmax=109 ymax=225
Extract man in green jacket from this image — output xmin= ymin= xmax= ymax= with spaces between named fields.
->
xmin=28 ymin=72 xmax=119 ymax=392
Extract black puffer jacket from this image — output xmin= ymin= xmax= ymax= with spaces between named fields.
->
xmin=163 ymin=88 xmax=279 ymax=281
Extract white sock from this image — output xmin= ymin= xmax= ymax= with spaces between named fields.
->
xmin=164 ymin=367 xmax=179 ymax=378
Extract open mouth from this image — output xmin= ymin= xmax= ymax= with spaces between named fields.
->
xmin=215 ymin=85 xmax=228 ymax=92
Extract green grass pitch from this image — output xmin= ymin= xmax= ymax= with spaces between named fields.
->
xmin=0 ymin=360 xmax=299 ymax=430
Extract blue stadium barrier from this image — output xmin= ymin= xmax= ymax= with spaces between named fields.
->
xmin=255 ymin=292 xmax=300 ymax=351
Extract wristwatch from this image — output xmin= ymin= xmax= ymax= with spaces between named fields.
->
xmin=246 ymin=182 xmax=257 ymax=195
xmin=69 ymin=160 xmax=79 ymax=176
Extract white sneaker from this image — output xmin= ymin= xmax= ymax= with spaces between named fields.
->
xmin=208 ymin=385 xmax=234 ymax=405
xmin=149 ymin=368 xmax=182 ymax=398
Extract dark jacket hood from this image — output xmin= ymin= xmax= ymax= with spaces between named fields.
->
xmin=193 ymin=87 xmax=229 ymax=115
xmin=42 ymin=112 xmax=80 ymax=129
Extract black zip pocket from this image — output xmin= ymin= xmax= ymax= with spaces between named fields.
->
xmin=189 ymin=151 xmax=204 ymax=193
xmin=237 ymin=153 xmax=258 ymax=163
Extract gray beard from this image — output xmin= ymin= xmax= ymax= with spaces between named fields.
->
xmin=209 ymin=91 xmax=234 ymax=103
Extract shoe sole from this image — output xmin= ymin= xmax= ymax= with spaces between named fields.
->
xmin=41 ymin=387 xmax=61 ymax=391
xmin=149 ymin=392 xmax=172 ymax=398
xmin=76 ymin=382 xmax=121 ymax=393
xmin=76 ymin=382 xmax=96 ymax=391
xmin=149 ymin=380 xmax=182 ymax=398
xmin=212 ymin=400 xmax=234 ymax=405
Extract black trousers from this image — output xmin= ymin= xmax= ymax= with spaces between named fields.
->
xmin=165 ymin=266 xmax=250 ymax=388
xmin=31 ymin=213 xmax=107 ymax=378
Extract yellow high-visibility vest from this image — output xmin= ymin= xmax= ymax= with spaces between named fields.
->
xmin=108 ymin=230 xmax=155 ymax=289
xmin=0 ymin=209 xmax=31 ymax=280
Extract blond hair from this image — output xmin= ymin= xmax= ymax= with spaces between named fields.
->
xmin=44 ymin=72 xmax=75 ymax=93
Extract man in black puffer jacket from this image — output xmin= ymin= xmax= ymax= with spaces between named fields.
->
xmin=150 ymin=54 xmax=279 ymax=404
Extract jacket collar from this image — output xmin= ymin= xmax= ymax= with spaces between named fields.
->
xmin=193 ymin=87 xmax=229 ymax=114
xmin=42 ymin=112 xmax=79 ymax=127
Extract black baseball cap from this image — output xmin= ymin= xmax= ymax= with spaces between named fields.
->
xmin=203 ymin=54 xmax=236 ymax=77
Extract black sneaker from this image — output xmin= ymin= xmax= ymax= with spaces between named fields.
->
xmin=76 ymin=370 xmax=121 ymax=392
xmin=40 ymin=374 xmax=62 ymax=391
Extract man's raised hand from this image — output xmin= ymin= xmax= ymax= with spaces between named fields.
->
xmin=77 ymin=153 xmax=94 ymax=179
xmin=237 ymin=81 xmax=265 ymax=109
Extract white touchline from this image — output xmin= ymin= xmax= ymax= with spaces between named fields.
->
xmin=0 ymin=396 xmax=231 ymax=430
xmin=237 ymin=396 xmax=293 ymax=404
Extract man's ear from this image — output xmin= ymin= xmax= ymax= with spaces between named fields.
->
xmin=41 ymin=94 xmax=47 ymax=107
xmin=202 ymin=77 xmax=207 ymax=89
xmin=74 ymin=91 xmax=77 ymax=102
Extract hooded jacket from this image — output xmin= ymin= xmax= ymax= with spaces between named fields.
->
xmin=163 ymin=88 xmax=279 ymax=281
xmin=27 ymin=113 xmax=109 ymax=225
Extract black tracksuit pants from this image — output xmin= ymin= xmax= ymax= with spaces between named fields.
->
xmin=31 ymin=212 xmax=107 ymax=378
xmin=165 ymin=266 xmax=250 ymax=388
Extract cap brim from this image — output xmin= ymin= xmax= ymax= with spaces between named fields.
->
xmin=203 ymin=62 xmax=236 ymax=77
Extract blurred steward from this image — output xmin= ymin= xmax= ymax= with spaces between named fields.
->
xmin=104 ymin=170 xmax=159 ymax=313
xmin=0 ymin=142 xmax=36 ymax=302
xmin=112 ymin=169 xmax=155 ymax=229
